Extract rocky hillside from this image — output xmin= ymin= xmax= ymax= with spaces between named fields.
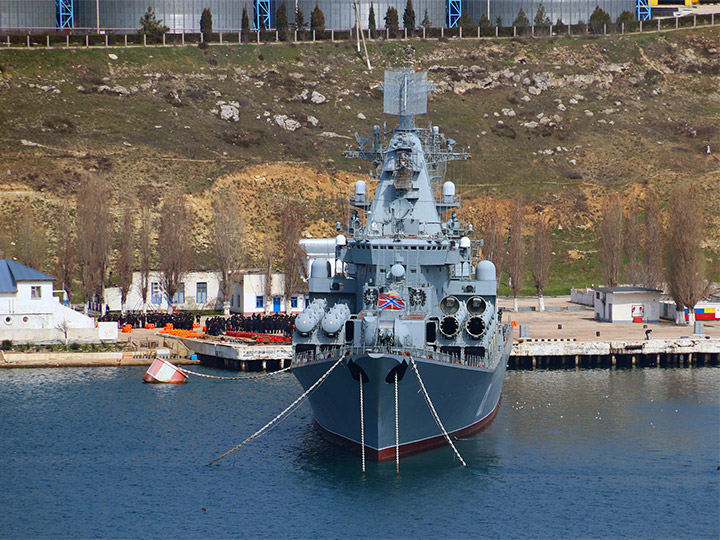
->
xmin=0 ymin=28 xmax=718 ymax=294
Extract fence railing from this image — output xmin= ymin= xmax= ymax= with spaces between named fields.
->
xmin=1 ymin=14 xmax=717 ymax=48
xmin=293 ymin=344 xmax=502 ymax=369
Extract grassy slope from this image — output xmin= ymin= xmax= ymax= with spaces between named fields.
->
xmin=0 ymin=28 xmax=718 ymax=295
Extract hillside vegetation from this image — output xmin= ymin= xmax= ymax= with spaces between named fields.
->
xmin=0 ymin=28 xmax=718 ymax=295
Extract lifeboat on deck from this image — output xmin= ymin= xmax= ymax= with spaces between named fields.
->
xmin=143 ymin=357 xmax=188 ymax=384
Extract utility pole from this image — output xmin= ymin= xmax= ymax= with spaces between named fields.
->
xmin=96 ymin=0 xmax=100 ymax=33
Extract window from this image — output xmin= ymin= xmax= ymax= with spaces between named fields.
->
xmin=256 ymin=296 xmax=264 ymax=309
xmin=30 ymin=286 xmax=41 ymax=299
xmin=173 ymin=283 xmax=185 ymax=304
xmin=151 ymin=282 xmax=162 ymax=305
xmin=196 ymin=282 xmax=207 ymax=304
xmin=291 ymin=297 xmax=298 ymax=309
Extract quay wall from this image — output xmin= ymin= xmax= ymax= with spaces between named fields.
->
xmin=0 ymin=350 xmax=201 ymax=368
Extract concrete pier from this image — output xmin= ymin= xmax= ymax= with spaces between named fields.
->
xmin=0 ymin=350 xmax=201 ymax=368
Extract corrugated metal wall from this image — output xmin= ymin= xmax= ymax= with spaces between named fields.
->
xmin=0 ymin=0 xmax=634 ymax=31
xmin=73 ymin=0 xmax=248 ymax=32
xmin=0 ymin=0 xmax=56 ymax=30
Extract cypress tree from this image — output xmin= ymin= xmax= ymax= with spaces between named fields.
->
xmin=368 ymin=3 xmax=376 ymax=38
xmin=310 ymin=2 xmax=325 ymax=33
xmin=295 ymin=7 xmax=307 ymax=30
xmin=241 ymin=5 xmax=250 ymax=40
xmin=513 ymin=8 xmax=529 ymax=27
xmin=403 ymin=0 xmax=416 ymax=35
xmin=385 ymin=6 xmax=399 ymax=38
xmin=421 ymin=8 xmax=431 ymax=29
xmin=200 ymin=8 xmax=212 ymax=43
xmin=276 ymin=0 xmax=289 ymax=40
xmin=479 ymin=13 xmax=491 ymax=36
xmin=533 ymin=3 xmax=550 ymax=26
xmin=458 ymin=12 xmax=475 ymax=35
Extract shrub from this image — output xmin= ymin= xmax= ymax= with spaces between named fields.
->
xmin=1 ymin=339 xmax=12 ymax=351
xmin=589 ymin=5 xmax=611 ymax=33
xmin=139 ymin=6 xmax=169 ymax=43
xmin=616 ymin=10 xmax=635 ymax=24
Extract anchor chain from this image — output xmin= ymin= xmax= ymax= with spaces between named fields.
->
xmin=410 ymin=357 xmax=467 ymax=467
xmin=206 ymin=356 xmax=344 ymax=466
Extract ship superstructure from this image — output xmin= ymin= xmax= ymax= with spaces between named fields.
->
xmin=291 ymin=65 xmax=512 ymax=461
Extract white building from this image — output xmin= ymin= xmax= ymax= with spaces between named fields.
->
xmin=104 ymin=271 xmax=222 ymax=312
xmin=0 ymin=259 xmax=117 ymax=344
xmin=230 ymin=272 xmax=306 ymax=315
xmin=593 ymin=286 xmax=662 ymax=323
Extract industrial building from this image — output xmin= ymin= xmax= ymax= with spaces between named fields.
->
xmin=0 ymin=0 xmax=636 ymax=33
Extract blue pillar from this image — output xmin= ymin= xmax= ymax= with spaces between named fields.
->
xmin=447 ymin=0 xmax=462 ymax=27
xmin=255 ymin=0 xmax=272 ymax=30
xmin=56 ymin=0 xmax=74 ymax=29
xmin=636 ymin=0 xmax=651 ymax=21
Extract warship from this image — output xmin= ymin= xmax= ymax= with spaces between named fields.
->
xmin=291 ymin=60 xmax=513 ymax=462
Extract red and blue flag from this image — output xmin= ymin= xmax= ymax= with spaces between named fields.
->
xmin=379 ymin=293 xmax=405 ymax=310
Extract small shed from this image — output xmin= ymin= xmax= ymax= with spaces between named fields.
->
xmin=593 ymin=286 xmax=663 ymax=323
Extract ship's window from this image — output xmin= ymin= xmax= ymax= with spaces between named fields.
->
xmin=345 ymin=320 xmax=355 ymax=343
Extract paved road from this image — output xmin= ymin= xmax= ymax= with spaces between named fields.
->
xmin=498 ymin=296 xmax=718 ymax=342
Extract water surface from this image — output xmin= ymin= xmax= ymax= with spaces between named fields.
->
xmin=1 ymin=366 xmax=717 ymax=539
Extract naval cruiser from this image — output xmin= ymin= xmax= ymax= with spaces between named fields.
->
xmin=291 ymin=64 xmax=513 ymax=461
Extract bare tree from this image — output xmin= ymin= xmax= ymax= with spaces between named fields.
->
xmin=76 ymin=176 xmax=111 ymax=312
xmin=54 ymin=203 xmax=75 ymax=302
xmin=55 ymin=318 xmax=71 ymax=348
xmin=278 ymin=200 xmax=307 ymax=314
xmin=599 ymin=194 xmax=624 ymax=287
xmin=642 ymin=191 xmax=664 ymax=290
xmin=666 ymin=184 xmax=708 ymax=325
xmin=531 ymin=218 xmax=552 ymax=312
xmin=624 ymin=210 xmax=642 ymax=285
xmin=507 ymin=200 xmax=525 ymax=311
xmin=157 ymin=190 xmax=193 ymax=308
xmin=18 ymin=204 xmax=47 ymax=271
xmin=138 ymin=200 xmax=153 ymax=313
xmin=262 ymin=244 xmax=275 ymax=314
xmin=116 ymin=199 xmax=135 ymax=315
xmin=480 ymin=204 xmax=505 ymax=285
xmin=210 ymin=189 xmax=244 ymax=315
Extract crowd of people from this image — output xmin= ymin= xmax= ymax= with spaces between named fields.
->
xmin=98 ymin=312 xmax=200 ymax=330
xmin=204 ymin=313 xmax=295 ymax=337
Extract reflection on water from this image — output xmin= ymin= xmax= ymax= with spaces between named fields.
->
xmin=0 ymin=366 xmax=717 ymax=539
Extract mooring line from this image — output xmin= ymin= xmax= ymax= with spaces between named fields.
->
xmin=410 ymin=357 xmax=467 ymax=467
xmin=179 ymin=365 xmax=292 ymax=381
xmin=394 ymin=370 xmax=400 ymax=475
xmin=359 ymin=376 xmax=366 ymax=475
xmin=205 ymin=356 xmax=344 ymax=466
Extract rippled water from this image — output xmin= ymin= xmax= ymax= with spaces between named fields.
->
xmin=1 ymin=366 xmax=717 ymax=539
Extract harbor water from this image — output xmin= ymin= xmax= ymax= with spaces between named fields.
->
xmin=1 ymin=365 xmax=718 ymax=539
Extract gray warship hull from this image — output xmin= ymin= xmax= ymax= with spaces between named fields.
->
xmin=292 ymin=335 xmax=511 ymax=460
